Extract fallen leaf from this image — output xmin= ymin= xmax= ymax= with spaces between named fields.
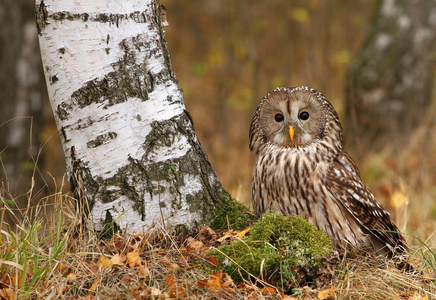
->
xmin=165 ymin=274 xmax=176 ymax=287
xmin=160 ymin=256 xmax=179 ymax=270
xmin=90 ymin=278 xmax=100 ymax=292
xmin=57 ymin=263 xmax=69 ymax=270
xmin=97 ymin=254 xmax=112 ymax=269
xmin=84 ymin=261 xmax=99 ymax=274
xmin=138 ymin=265 xmax=150 ymax=278
xmin=408 ymin=292 xmax=428 ymax=300
xmin=149 ymin=287 xmax=162 ymax=296
xmin=207 ymin=273 xmax=222 ymax=293
xmin=206 ymin=256 xmax=220 ymax=267
xmin=186 ymin=237 xmax=204 ymax=250
xmin=197 ymin=279 xmax=208 ymax=289
xmin=0 ymin=288 xmax=15 ymax=300
xmin=127 ymin=249 xmax=141 ymax=268
xmin=198 ymin=225 xmax=218 ymax=241
xmin=318 ymin=287 xmax=335 ymax=300
xmin=165 ymin=274 xmax=186 ymax=298
xmin=110 ymin=253 xmax=126 ymax=266
xmin=236 ymin=226 xmax=251 ymax=238
xmin=261 ymin=286 xmax=277 ymax=294
xmin=66 ymin=273 xmax=76 ymax=281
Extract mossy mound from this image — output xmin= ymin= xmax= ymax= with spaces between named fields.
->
xmin=208 ymin=212 xmax=333 ymax=293
xmin=210 ymin=198 xmax=257 ymax=231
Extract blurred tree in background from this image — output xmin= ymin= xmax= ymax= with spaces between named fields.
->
xmin=346 ymin=0 xmax=436 ymax=157
xmin=344 ymin=0 xmax=436 ymax=228
xmin=0 ymin=0 xmax=64 ymax=226
xmin=164 ymin=0 xmax=374 ymax=204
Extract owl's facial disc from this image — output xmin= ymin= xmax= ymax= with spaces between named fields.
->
xmin=259 ymin=88 xmax=327 ymax=148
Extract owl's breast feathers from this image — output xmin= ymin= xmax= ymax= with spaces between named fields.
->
xmin=252 ymin=145 xmax=407 ymax=257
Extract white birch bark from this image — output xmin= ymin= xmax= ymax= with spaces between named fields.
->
xmin=36 ymin=0 xmax=230 ymax=232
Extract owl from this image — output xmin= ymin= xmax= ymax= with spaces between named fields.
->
xmin=249 ymin=86 xmax=408 ymax=260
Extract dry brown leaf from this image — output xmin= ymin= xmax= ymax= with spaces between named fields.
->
xmin=138 ymin=265 xmax=150 ymax=278
xmin=165 ymin=274 xmax=186 ymax=298
xmin=318 ymin=287 xmax=335 ymax=300
xmin=216 ymin=235 xmax=232 ymax=244
xmin=409 ymin=292 xmax=428 ymax=300
xmin=206 ymin=255 xmax=220 ymax=267
xmin=165 ymin=274 xmax=176 ymax=288
xmin=84 ymin=261 xmax=99 ymax=274
xmin=186 ymin=237 xmax=204 ymax=249
xmin=197 ymin=279 xmax=208 ymax=289
xmin=66 ymin=273 xmax=76 ymax=281
xmin=110 ymin=253 xmax=126 ymax=266
xmin=261 ymin=286 xmax=277 ymax=294
xmin=198 ymin=225 xmax=218 ymax=240
xmin=149 ymin=287 xmax=162 ymax=296
xmin=97 ymin=254 xmax=112 ymax=269
xmin=207 ymin=273 xmax=222 ymax=293
xmin=160 ymin=256 xmax=179 ymax=270
xmin=127 ymin=249 xmax=141 ymax=268
xmin=0 ymin=288 xmax=15 ymax=300
xmin=57 ymin=263 xmax=69 ymax=270
xmin=89 ymin=278 xmax=100 ymax=292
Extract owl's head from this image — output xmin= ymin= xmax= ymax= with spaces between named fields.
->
xmin=249 ymin=86 xmax=342 ymax=153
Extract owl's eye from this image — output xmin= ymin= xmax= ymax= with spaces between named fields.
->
xmin=274 ymin=113 xmax=284 ymax=122
xmin=299 ymin=111 xmax=309 ymax=120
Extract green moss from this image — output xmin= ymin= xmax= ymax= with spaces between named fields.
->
xmin=210 ymin=198 xmax=257 ymax=231
xmin=208 ymin=213 xmax=332 ymax=291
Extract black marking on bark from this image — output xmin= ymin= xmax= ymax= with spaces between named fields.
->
xmin=50 ymin=75 xmax=58 ymax=84
xmin=35 ymin=1 xmax=48 ymax=34
xmin=60 ymin=126 xmax=67 ymax=141
xmin=57 ymin=104 xmax=69 ymax=120
xmin=70 ymin=34 xmax=167 ymax=108
xmin=153 ymin=1 xmax=177 ymax=82
xmin=49 ymin=11 xmax=147 ymax=25
xmin=87 ymin=132 xmax=118 ymax=148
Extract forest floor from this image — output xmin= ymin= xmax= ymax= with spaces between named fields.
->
xmin=0 ymin=191 xmax=435 ymax=300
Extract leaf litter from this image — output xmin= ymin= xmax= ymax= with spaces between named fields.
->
xmin=0 ymin=222 xmax=433 ymax=299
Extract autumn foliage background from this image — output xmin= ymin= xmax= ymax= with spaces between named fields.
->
xmin=164 ymin=0 xmax=436 ymax=245
xmin=0 ymin=0 xmax=436 ymax=298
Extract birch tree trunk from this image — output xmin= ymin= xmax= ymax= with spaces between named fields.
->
xmin=36 ymin=0 xmax=231 ymax=232
xmin=345 ymin=0 xmax=436 ymax=154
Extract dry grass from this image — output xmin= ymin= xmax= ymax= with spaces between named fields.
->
xmin=0 ymin=189 xmax=281 ymax=299
xmin=0 ymin=183 xmax=435 ymax=299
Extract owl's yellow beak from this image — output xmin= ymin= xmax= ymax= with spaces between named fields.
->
xmin=289 ymin=125 xmax=295 ymax=140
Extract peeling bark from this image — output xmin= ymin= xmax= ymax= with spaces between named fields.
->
xmin=37 ymin=0 xmax=231 ymax=232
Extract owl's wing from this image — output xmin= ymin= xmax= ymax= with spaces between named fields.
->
xmin=326 ymin=152 xmax=407 ymax=256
